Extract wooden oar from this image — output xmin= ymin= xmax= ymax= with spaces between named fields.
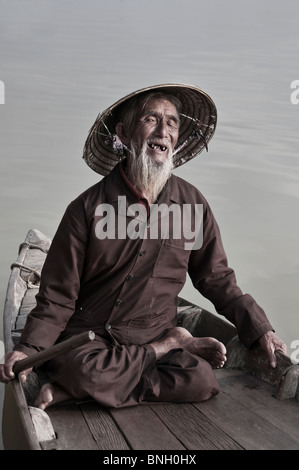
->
xmin=13 ymin=330 xmax=95 ymax=375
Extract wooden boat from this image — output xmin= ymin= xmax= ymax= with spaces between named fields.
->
xmin=2 ymin=229 xmax=299 ymax=450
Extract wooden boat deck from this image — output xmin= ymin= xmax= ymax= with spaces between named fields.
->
xmin=2 ymin=229 xmax=299 ymax=451
xmin=35 ymin=367 xmax=297 ymax=451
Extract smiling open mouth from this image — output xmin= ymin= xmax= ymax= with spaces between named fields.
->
xmin=148 ymin=143 xmax=168 ymax=152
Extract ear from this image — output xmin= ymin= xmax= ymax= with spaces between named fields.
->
xmin=115 ymin=122 xmax=130 ymax=146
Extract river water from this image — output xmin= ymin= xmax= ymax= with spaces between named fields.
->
xmin=0 ymin=0 xmax=298 ymax=449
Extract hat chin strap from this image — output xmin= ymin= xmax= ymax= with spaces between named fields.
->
xmin=173 ymin=129 xmax=208 ymax=156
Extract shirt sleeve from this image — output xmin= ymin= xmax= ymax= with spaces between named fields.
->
xmin=188 ymin=201 xmax=273 ymax=348
xmin=14 ymin=198 xmax=88 ymax=355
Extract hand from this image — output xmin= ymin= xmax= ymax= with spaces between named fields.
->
xmin=258 ymin=331 xmax=287 ymax=368
xmin=0 ymin=350 xmax=31 ymax=383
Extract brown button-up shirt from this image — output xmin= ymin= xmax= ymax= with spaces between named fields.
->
xmin=16 ymin=163 xmax=273 ymax=355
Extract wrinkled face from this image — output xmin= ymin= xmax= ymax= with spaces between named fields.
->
xmin=130 ymin=98 xmax=180 ymax=164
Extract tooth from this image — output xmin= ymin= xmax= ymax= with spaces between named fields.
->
xmin=148 ymin=143 xmax=167 ymax=151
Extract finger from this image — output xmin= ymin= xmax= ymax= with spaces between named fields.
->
xmin=4 ymin=363 xmax=15 ymax=380
xmin=267 ymin=347 xmax=277 ymax=368
xmin=276 ymin=342 xmax=287 ymax=355
xmin=0 ymin=368 xmax=11 ymax=383
xmin=19 ymin=372 xmax=27 ymax=383
xmin=18 ymin=368 xmax=32 ymax=383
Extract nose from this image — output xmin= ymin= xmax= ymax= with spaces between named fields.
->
xmin=155 ymin=119 xmax=168 ymax=138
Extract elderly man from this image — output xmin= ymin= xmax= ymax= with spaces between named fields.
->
xmin=0 ymin=84 xmax=286 ymax=409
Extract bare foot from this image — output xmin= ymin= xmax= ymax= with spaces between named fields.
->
xmin=151 ymin=327 xmax=227 ymax=368
xmin=34 ymin=382 xmax=71 ymax=410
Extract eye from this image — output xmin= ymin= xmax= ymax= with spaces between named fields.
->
xmin=144 ymin=116 xmax=157 ymax=123
xmin=167 ymin=120 xmax=179 ymax=129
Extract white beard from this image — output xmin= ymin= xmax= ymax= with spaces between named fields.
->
xmin=127 ymin=141 xmax=174 ymax=204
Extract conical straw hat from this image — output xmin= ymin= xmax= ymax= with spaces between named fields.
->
xmin=83 ymin=83 xmax=217 ymax=176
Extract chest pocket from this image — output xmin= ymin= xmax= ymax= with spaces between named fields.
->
xmin=151 ymin=239 xmax=191 ymax=281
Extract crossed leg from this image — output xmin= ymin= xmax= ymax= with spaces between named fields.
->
xmin=35 ymin=327 xmax=226 ymax=410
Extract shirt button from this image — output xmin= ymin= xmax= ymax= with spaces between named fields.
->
xmin=115 ymin=299 xmax=123 ymax=307
xmin=127 ymin=274 xmax=135 ymax=281
xmin=105 ymin=323 xmax=112 ymax=331
xmin=139 ymin=250 xmax=146 ymax=256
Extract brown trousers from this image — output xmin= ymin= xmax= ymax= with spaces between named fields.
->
xmin=47 ymin=334 xmax=220 ymax=408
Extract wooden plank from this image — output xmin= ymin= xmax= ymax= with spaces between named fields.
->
xmin=29 ymin=406 xmax=56 ymax=443
xmin=225 ymin=337 xmax=294 ymax=386
xmin=2 ymin=381 xmax=41 ymax=450
xmin=217 ymin=371 xmax=299 ymax=441
xmin=4 ymin=265 xmax=27 ymax=351
xmin=79 ymin=402 xmax=129 ymax=450
xmin=46 ymin=404 xmax=99 ymax=450
xmin=150 ymin=403 xmax=243 ymax=450
xmin=194 ymin=387 xmax=299 ymax=450
xmin=16 ymin=288 xmax=39 ymax=330
xmin=215 ymin=368 xmax=245 ymax=379
xmin=110 ymin=405 xmax=186 ymax=450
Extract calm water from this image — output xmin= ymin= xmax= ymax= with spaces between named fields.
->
xmin=0 ymin=0 xmax=299 ymax=449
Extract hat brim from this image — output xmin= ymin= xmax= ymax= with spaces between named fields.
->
xmin=83 ymin=83 xmax=217 ymax=176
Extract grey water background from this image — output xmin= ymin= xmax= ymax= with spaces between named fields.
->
xmin=0 ymin=0 xmax=299 ymax=449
